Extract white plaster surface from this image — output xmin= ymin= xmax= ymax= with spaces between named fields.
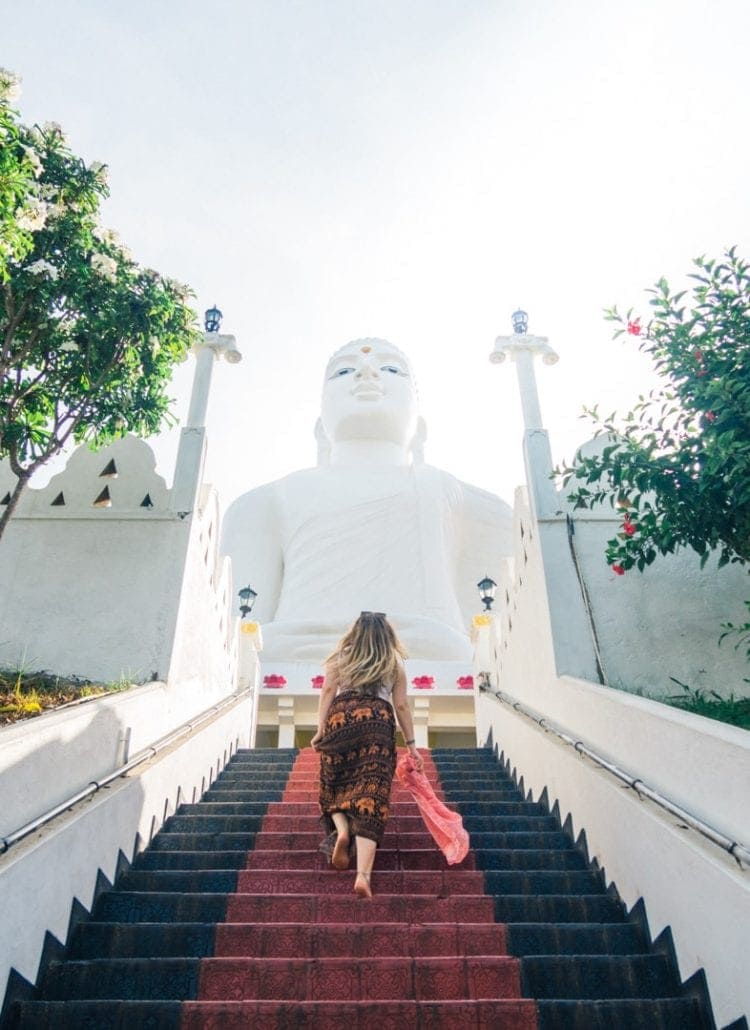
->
xmin=475 ymin=474 xmax=750 ymax=1026
xmin=475 ymin=692 xmax=750 ymax=1028
xmin=0 ymin=696 xmax=252 ymax=1007
xmin=0 ymin=435 xmax=239 ymax=695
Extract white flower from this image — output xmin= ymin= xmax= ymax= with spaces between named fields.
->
xmin=93 ymin=225 xmax=120 ymax=247
xmin=0 ymin=68 xmax=22 ymax=103
xmin=21 ymin=145 xmax=43 ymax=178
xmin=149 ymin=336 xmax=161 ymax=354
xmin=91 ymin=252 xmax=118 ymax=281
xmin=41 ymin=121 xmax=66 ymax=143
xmin=60 ymin=341 xmax=79 ymax=352
xmin=16 ymin=199 xmax=50 ymax=232
xmin=89 ymin=161 xmax=109 ymax=185
xmin=27 ymin=258 xmax=58 ymax=281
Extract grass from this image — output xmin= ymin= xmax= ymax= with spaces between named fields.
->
xmin=661 ymin=678 xmax=750 ymax=731
xmin=0 ymin=668 xmax=132 ymax=725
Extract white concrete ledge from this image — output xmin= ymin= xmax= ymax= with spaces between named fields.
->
xmin=0 ymin=694 xmax=253 ymax=1005
xmin=477 ymin=689 xmax=750 ymax=1027
xmin=0 ymin=679 xmax=241 ymax=838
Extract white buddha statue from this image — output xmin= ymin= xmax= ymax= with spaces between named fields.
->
xmin=221 ymin=338 xmax=512 ymax=661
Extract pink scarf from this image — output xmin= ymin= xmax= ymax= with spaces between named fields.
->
xmin=396 ymin=753 xmax=469 ymax=865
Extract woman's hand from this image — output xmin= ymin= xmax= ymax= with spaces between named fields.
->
xmin=310 ymin=730 xmax=324 ymax=750
xmin=409 ymin=746 xmax=424 ymax=773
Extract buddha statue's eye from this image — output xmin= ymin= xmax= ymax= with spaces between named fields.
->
xmin=329 ymin=366 xmax=356 ymax=378
xmin=381 ymin=364 xmax=406 ymax=376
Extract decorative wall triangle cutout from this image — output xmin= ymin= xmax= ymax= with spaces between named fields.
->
xmin=92 ymin=486 xmax=111 ymax=508
xmin=1 ymin=492 xmax=10 ymax=505
xmin=99 ymin=459 xmax=118 ymax=478
xmin=140 ymin=494 xmax=153 ymax=508
xmin=51 ymin=492 xmax=65 ymax=506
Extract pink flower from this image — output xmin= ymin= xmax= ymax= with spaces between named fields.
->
xmin=457 ymin=676 xmax=474 ymax=690
xmin=626 ymin=319 xmax=642 ymax=336
xmin=412 ymin=675 xmax=435 ymax=689
xmin=693 ymin=349 xmax=704 ymax=361
xmin=611 ymin=564 xmax=625 ymax=576
xmin=623 ymin=516 xmax=636 ymax=537
xmin=705 ymin=411 xmax=717 ymax=423
xmin=311 ymin=675 xmax=324 ymax=689
xmin=263 ymin=674 xmax=287 ymax=688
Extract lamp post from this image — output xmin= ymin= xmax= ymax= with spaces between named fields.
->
xmin=185 ymin=306 xmax=242 ymax=429
xmin=238 ymin=585 xmax=258 ymax=620
xmin=477 ymin=575 xmax=497 ymax=611
xmin=490 ymin=309 xmax=559 ymax=518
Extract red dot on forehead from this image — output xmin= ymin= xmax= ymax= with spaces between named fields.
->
xmin=360 ymin=345 xmax=372 ymax=354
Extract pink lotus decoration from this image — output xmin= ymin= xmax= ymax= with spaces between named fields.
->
xmin=457 ymin=676 xmax=474 ymax=690
xmin=311 ymin=675 xmax=324 ymax=689
xmin=263 ymin=674 xmax=287 ymax=689
xmin=412 ymin=675 xmax=435 ymax=690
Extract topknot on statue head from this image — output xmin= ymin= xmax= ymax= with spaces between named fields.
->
xmin=316 ymin=338 xmax=426 ymax=466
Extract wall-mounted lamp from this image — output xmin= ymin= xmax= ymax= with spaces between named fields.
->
xmin=477 ymin=575 xmax=497 ymax=611
xmin=238 ymin=585 xmax=257 ymax=619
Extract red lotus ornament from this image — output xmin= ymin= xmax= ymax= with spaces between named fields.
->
xmin=412 ymin=675 xmax=435 ymax=690
xmin=263 ymin=674 xmax=287 ymax=688
xmin=311 ymin=675 xmax=324 ymax=689
xmin=457 ymin=676 xmax=474 ymax=690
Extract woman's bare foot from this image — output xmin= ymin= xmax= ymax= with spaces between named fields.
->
xmin=354 ymin=871 xmax=372 ymax=900
xmin=332 ymin=831 xmax=350 ymax=870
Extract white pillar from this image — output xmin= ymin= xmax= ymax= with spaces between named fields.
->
xmin=277 ymin=696 xmax=296 ymax=748
xmin=412 ymin=696 xmax=430 ymax=749
xmin=490 ymin=330 xmax=560 ymax=519
xmin=171 ymin=331 xmax=242 ymax=515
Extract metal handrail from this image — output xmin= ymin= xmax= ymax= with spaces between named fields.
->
xmin=480 ymin=683 xmax=750 ymax=869
xmin=0 ymin=686 xmax=254 ymax=855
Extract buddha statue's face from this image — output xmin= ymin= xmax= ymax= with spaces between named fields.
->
xmin=320 ymin=339 xmax=418 ymax=448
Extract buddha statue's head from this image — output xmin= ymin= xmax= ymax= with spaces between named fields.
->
xmin=316 ymin=338 xmax=425 ymax=464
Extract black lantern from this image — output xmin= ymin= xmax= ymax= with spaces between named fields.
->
xmin=238 ymin=585 xmax=257 ymax=619
xmin=511 ymin=308 xmax=528 ymax=335
xmin=477 ymin=575 xmax=497 ymax=611
xmin=204 ymin=304 xmax=223 ymax=333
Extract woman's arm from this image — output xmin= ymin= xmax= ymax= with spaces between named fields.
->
xmin=310 ymin=659 xmax=339 ymax=748
xmin=391 ymin=662 xmax=424 ymax=771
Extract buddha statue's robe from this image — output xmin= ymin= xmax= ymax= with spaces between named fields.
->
xmin=222 ymin=462 xmax=512 ymax=661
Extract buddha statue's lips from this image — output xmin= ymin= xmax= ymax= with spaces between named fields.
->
xmin=352 ymin=385 xmax=384 ymax=398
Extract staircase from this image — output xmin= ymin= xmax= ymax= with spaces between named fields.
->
xmin=5 ymin=746 xmax=716 ymax=1028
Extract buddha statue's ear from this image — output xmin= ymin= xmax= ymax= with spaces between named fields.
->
xmin=315 ymin=418 xmax=331 ymax=466
xmin=410 ymin=416 xmax=427 ymax=465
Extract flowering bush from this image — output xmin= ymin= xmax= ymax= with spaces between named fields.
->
xmin=0 ymin=69 xmax=200 ymax=540
xmin=558 ymin=249 xmax=750 ymax=581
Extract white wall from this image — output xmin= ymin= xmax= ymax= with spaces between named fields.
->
xmin=475 ymin=482 xmax=750 ymax=1027
xmin=0 ymin=435 xmax=238 ymax=694
xmin=0 ymin=694 xmax=253 ymax=1006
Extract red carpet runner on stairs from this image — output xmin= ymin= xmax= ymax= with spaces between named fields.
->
xmin=182 ymin=746 xmax=538 ymax=1028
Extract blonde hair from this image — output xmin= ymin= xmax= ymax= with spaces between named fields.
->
xmin=327 ymin=612 xmax=408 ymax=694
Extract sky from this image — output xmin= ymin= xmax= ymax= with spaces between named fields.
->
xmin=4 ymin=0 xmax=749 ymax=508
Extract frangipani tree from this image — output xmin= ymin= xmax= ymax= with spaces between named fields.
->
xmin=0 ymin=68 xmax=200 ymax=541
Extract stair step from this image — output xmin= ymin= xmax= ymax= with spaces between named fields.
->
xmin=521 ymin=953 xmax=679 ymax=1000
xmin=534 ymin=997 xmax=709 ymax=1029
xmin=135 ymin=851 xmax=249 ymax=871
xmin=69 ymin=923 xmax=216 ymax=960
xmin=245 ymin=848 xmax=476 ymax=870
xmin=119 ymin=871 xmax=239 ymax=893
xmin=94 ymin=892 xmax=229 ymax=924
xmin=212 ymin=921 xmax=508 ymax=958
xmin=483 ymin=870 xmax=604 ymax=895
xmin=146 ymin=832 xmax=256 ymax=851
xmin=474 ymin=849 xmax=585 ymax=871
xmin=506 ymin=923 xmax=645 ymax=956
xmin=225 ymin=893 xmax=495 ymax=924
xmin=493 ymin=895 xmax=625 ymax=924
xmin=11 ymin=999 xmax=539 ymax=1029
xmin=234 ymin=868 xmax=484 ymax=895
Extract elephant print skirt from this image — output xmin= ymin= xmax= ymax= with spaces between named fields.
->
xmin=317 ymin=689 xmax=397 ymax=846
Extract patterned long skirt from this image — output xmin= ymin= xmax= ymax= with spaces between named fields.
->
xmin=316 ymin=689 xmax=396 ymax=846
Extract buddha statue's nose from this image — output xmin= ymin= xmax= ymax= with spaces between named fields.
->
xmin=357 ymin=363 xmax=379 ymax=380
